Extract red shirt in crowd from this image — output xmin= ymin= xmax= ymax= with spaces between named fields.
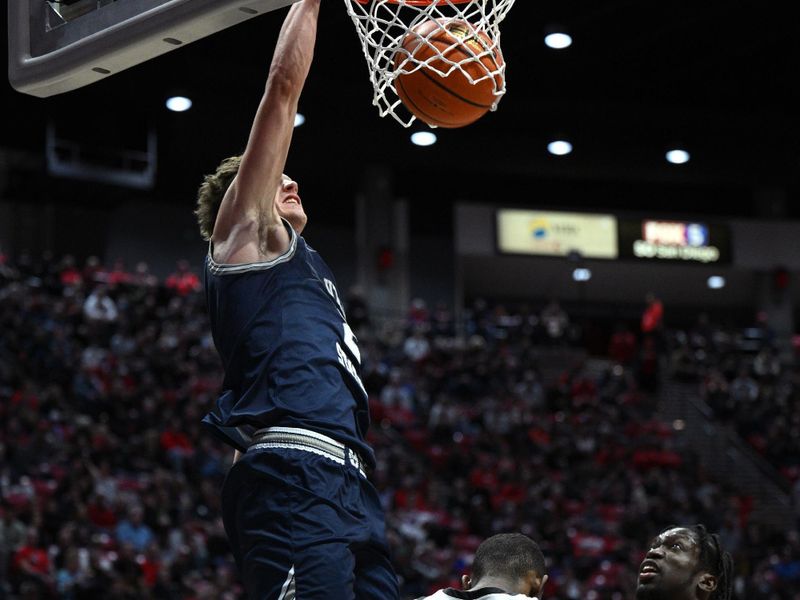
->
xmin=160 ymin=430 xmax=194 ymax=453
xmin=13 ymin=545 xmax=50 ymax=576
xmin=641 ymin=299 xmax=664 ymax=333
xmin=165 ymin=271 xmax=201 ymax=296
xmin=609 ymin=329 xmax=637 ymax=364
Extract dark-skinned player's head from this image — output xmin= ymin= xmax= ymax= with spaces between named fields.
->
xmin=462 ymin=533 xmax=547 ymax=598
xmin=637 ymin=525 xmax=733 ymax=600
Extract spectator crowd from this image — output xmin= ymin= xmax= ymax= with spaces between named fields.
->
xmin=664 ymin=313 xmax=800 ymax=494
xmin=0 ymin=251 xmax=799 ymax=599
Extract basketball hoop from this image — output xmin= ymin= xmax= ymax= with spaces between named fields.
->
xmin=344 ymin=0 xmax=516 ymax=127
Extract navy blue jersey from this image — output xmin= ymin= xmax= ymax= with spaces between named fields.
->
xmin=201 ymin=220 xmax=373 ymax=467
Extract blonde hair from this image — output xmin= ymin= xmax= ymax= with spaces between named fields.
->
xmin=195 ymin=155 xmax=242 ymax=241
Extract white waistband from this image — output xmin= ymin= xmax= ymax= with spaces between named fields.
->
xmin=248 ymin=427 xmax=366 ymax=478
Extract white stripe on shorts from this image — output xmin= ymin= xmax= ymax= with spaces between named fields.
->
xmin=278 ymin=565 xmax=295 ymax=600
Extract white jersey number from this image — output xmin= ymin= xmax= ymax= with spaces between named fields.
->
xmin=324 ymin=279 xmax=366 ymax=396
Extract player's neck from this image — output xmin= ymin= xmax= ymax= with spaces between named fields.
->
xmin=467 ymin=576 xmax=520 ymax=596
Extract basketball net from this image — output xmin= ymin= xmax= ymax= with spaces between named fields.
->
xmin=344 ymin=0 xmax=516 ymax=127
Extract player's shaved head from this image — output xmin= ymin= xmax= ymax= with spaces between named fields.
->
xmin=472 ymin=533 xmax=546 ymax=584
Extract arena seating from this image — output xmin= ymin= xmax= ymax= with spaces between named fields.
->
xmin=664 ymin=318 xmax=800 ymax=487
xmin=1 ymin=253 xmax=798 ymax=599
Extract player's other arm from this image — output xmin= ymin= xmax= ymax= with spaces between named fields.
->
xmin=211 ymin=0 xmax=321 ymax=264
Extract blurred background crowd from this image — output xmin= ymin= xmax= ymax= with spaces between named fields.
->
xmin=1 ymin=252 xmax=799 ymax=599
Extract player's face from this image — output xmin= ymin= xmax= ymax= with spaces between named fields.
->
xmin=274 ymin=173 xmax=307 ymax=234
xmin=636 ymin=528 xmax=705 ymax=600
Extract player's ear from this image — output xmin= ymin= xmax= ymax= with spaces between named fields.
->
xmin=461 ymin=575 xmax=472 ymax=590
xmin=524 ymin=571 xmax=547 ymax=598
xmin=535 ymin=573 xmax=548 ymax=598
xmin=697 ymin=573 xmax=717 ymax=595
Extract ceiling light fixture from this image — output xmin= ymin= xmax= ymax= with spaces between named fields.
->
xmin=573 ymin=268 xmax=591 ymax=282
xmin=545 ymin=32 xmax=572 ymax=49
xmin=165 ymin=96 xmax=192 ymax=112
xmin=411 ymin=131 xmax=437 ymax=146
xmin=548 ymin=140 xmax=573 ymax=156
xmin=666 ymin=149 xmax=690 ymax=164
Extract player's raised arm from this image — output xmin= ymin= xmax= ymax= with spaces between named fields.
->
xmin=211 ymin=0 xmax=320 ymax=263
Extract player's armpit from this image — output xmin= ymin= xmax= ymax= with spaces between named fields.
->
xmin=258 ymin=219 xmax=293 ymax=257
xmin=210 ymin=179 xmax=291 ymax=263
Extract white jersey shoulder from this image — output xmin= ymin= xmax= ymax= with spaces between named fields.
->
xmin=420 ymin=590 xmax=532 ymax=600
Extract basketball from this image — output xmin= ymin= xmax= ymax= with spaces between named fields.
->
xmin=393 ymin=19 xmax=505 ymax=129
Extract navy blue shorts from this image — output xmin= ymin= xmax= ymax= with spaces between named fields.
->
xmin=221 ymin=444 xmax=399 ymax=600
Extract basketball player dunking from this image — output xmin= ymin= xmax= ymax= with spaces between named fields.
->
xmin=194 ymin=1 xmax=398 ymax=598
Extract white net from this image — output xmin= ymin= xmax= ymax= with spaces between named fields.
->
xmin=344 ymin=0 xmax=516 ymax=127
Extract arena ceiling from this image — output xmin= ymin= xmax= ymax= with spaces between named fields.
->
xmin=2 ymin=1 xmax=799 ymax=230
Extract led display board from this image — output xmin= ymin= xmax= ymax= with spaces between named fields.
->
xmin=496 ymin=209 xmax=619 ymax=259
xmin=617 ymin=219 xmax=731 ymax=264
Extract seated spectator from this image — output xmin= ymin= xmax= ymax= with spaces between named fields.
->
xmin=404 ymin=326 xmax=431 ymax=363
xmin=165 ymin=259 xmax=201 ymax=296
xmin=345 ymin=284 xmax=370 ymax=333
xmin=11 ymin=528 xmax=52 ymax=593
xmin=752 ymin=347 xmax=781 ymax=381
xmin=729 ymin=367 xmax=759 ymax=406
xmin=107 ymin=258 xmax=133 ymax=288
xmin=131 ymin=261 xmax=159 ymax=287
xmin=609 ymin=323 xmax=637 ymax=365
xmin=408 ymin=297 xmax=430 ymax=330
xmin=703 ymin=368 xmax=733 ymax=420
xmin=115 ymin=506 xmax=154 ymax=553
xmin=83 ymin=284 xmax=118 ymax=324
xmin=160 ymin=416 xmax=196 ymax=470
xmin=541 ymin=299 xmax=569 ymax=343
xmin=430 ymin=301 xmax=455 ymax=337
xmin=380 ymin=368 xmax=415 ymax=413
xmin=82 ymin=255 xmax=108 ymax=285
xmin=58 ymin=255 xmax=83 ymax=288
xmin=55 ymin=547 xmax=85 ymax=599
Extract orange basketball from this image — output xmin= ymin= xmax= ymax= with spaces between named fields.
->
xmin=393 ymin=19 xmax=505 ymax=129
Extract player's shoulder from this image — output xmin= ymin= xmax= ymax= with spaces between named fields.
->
xmin=416 ymin=590 xmax=528 ymax=600
xmin=414 ymin=590 xmax=462 ymax=600
xmin=207 ymin=219 xmax=299 ymax=275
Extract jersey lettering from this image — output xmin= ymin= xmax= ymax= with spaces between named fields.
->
xmin=336 ymin=342 xmax=367 ymax=397
xmin=327 ymin=278 xmax=364 ymax=393
xmin=324 ymin=278 xmax=346 ymax=319
xmin=342 ymin=322 xmax=361 ymax=364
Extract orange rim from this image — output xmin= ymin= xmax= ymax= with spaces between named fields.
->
xmin=355 ymin=0 xmax=473 ymax=5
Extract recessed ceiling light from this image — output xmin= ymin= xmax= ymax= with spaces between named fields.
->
xmin=545 ymin=32 xmax=572 ymax=49
xmin=666 ymin=149 xmax=690 ymax=164
xmin=294 ymin=113 xmax=306 ymax=127
xmin=707 ymin=275 xmax=726 ymax=289
xmin=411 ymin=131 xmax=437 ymax=146
xmin=573 ymin=268 xmax=591 ymax=282
xmin=166 ymin=96 xmax=192 ymax=112
xmin=548 ymin=140 xmax=573 ymax=156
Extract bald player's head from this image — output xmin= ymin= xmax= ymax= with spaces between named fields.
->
xmin=462 ymin=533 xmax=547 ymax=598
